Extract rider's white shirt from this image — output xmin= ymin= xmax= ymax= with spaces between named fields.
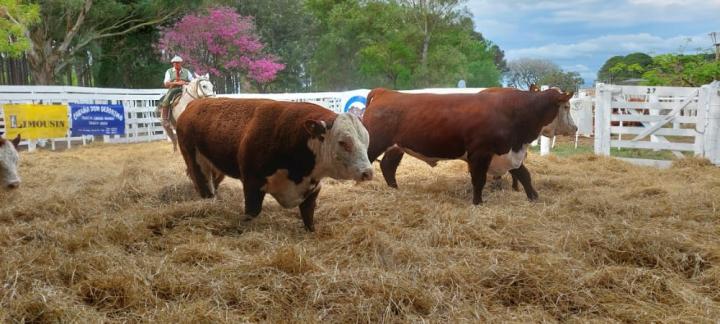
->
xmin=163 ymin=68 xmax=195 ymax=83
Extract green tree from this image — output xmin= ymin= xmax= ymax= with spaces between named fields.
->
xmin=3 ymin=0 xmax=199 ymax=85
xmin=0 ymin=0 xmax=39 ymax=57
xmin=307 ymin=0 xmax=501 ymax=90
xmin=642 ymin=53 xmax=720 ymax=87
xmin=539 ymin=70 xmax=584 ymax=92
xmin=93 ymin=27 xmax=167 ymax=88
xmin=597 ymin=52 xmax=653 ymax=83
xmin=400 ymin=0 xmax=465 ymax=86
xmin=506 ymin=58 xmax=560 ymax=89
xmin=231 ymin=0 xmax=318 ymax=92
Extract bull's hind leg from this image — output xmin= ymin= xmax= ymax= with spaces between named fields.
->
xmin=379 ymin=147 xmax=404 ymax=188
xmin=509 ymin=164 xmax=539 ymax=201
xmin=180 ymin=145 xmax=214 ymax=199
xmin=195 ymin=151 xmax=223 ymax=197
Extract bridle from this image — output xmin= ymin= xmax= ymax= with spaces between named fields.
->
xmin=183 ymin=79 xmax=215 ymax=100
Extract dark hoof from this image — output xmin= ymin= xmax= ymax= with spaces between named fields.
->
xmin=527 ymin=192 xmax=539 ymax=201
xmin=242 ymin=214 xmax=258 ymax=222
xmin=304 ymin=224 xmax=315 ymax=232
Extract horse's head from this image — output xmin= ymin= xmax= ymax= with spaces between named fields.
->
xmin=189 ymin=73 xmax=215 ymax=98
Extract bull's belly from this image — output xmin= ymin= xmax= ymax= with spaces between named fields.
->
xmin=487 ymin=144 xmax=528 ymax=176
xmin=261 ymin=169 xmax=319 ymax=208
xmin=394 ymin=145 xmax=467 ymax=167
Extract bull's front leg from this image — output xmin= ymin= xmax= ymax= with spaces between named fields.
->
xmin=299 ymin=188 xmax=321 ymax=232
xmin=242 ymin=177 xmax=266 ymax=221
xmin=468 ymin=153 xmax=493 ymax=205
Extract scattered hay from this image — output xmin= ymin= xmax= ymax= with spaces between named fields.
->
xmin=1 ymin=141 xmax=719 ymax=322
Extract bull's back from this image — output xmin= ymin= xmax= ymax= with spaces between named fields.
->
xmin=177 ymin=98 xmax=335 ymax=179
xmin=177 ymin=98 xmax=261 ymax=177
xmin=364 ymin=89 xmax=505 ymax=156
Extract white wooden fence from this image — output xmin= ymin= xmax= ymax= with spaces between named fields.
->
xmin=0 ymin=86 xmax=167 ymax=150
xmin=594 ymin=81 xmax=720 ymax=167
xmin=4 ymin=83 xmax=718 ymax=167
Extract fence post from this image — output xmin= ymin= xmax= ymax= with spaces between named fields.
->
xmin=704 ymin=82 xmax=720 ymax=165
xmin=594 ymin=83 xmax=612 ymax=156
xmin=649 ymin=93 xmax=660 ymax=151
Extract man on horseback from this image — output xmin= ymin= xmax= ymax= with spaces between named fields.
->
xmin=159 ymin=55 xmax=194 ymax=128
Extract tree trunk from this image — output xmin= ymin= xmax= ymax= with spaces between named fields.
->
xmin=27 ymin=42 xmax=60 ymax=86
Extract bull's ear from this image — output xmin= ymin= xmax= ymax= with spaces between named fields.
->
xmin=561 ymin=91 xmax=574 ymax=101
xmin=529 ymin=84 xmax=540 ymax=92
xmin=11 ymin=134 xmax=21 ymax=149
xmin=304 ymin=120 xmax=327 ymax=138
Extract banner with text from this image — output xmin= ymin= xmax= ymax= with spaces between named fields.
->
xmin=2 ymin=104 xmax=69 ymax=139
xmin=70 ymin=103 xmax=125 ymax=136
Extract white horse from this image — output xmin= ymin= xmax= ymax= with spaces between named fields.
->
xmin=161 ymin=73 xmax=216 ymax=152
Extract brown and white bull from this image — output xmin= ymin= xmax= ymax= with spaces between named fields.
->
xmin=481 ymin=86 xmax=578 ymax=195
xmin=0 ymin=134 xmax=21 ymax=190
xmin=176 ymin=98 xmax=373 ymax=231
xmin=363 ymin=87 xmax=575 ymax=204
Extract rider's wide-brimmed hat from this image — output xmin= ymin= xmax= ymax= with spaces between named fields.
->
xmin=170 ymin=55 xmax=183 ymax=63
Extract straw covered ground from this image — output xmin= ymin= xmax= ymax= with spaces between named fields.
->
xmin=1 ymin=140 xmax=719 ymax=323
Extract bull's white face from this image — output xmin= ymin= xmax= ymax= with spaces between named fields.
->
xmin=0 ymin=138 xmax=21 ymax=190
xmin=542 ymin=91 xmax=578 ymax=137
xmin=308 ymin=113 xmax=373 ymax=181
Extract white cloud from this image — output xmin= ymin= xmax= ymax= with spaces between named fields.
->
xmin=506 ymin=33 xmax=711 ymax=61
xmin=467 ymin=0 xmax=720 ymax=27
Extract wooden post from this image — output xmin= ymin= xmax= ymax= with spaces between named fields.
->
xmin=649 ymin=93 xmax=660 ymax=151
xmin=696 ymin=85 xmax=709 ymax=157
xmin=594 ymin=83 xmax=612 ymax=156
xmin=705 ymin=82 xmax=720 ymax=165
xmin=540 ymin=136 xmax=551 ymax=156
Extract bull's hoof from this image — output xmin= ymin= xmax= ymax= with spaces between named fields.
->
xmin=242 ymin=214 xmax=258 ymax=223
xmin=304 ymin=224 xmax=315 ymax=232
xmin=527 ymin=192 xmax=539 ymax=201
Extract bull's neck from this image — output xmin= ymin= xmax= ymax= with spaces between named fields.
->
xmin=513 ymin=95 xmax=555 ymax=147
xmin=306 ymin=138 xmax=334 ymax=179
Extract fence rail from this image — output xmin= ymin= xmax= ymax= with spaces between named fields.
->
xmin=594 ymin=82 xmax=720 ymax=165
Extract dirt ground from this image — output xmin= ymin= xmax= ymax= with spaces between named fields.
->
xmin=1 ymin=141 xmax=719 ymax=322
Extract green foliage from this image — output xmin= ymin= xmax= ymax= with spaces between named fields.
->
xmin=307 ymin=0 xmax=501 ymax=90
xmin=641 ymin=53 xmax=720 ymax=87
xmin=597 ymin=52 xmax=653 ymax=83
xmin=231 ymin=0 xmax=318 ymax=92
xmin=539 ymin=70 xmax=584 ymax=92
xmin=0 ymin=0 xmax=39 ymax=57
xmin=94 ymin=27 xmax=167 ymax=88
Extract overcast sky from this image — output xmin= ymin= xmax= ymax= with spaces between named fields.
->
xmin=465 ymin=0 xmax=720 ymax=87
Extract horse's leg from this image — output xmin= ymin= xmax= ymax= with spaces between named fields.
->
xmin=161 ymin=105 xmax=178 ymax=152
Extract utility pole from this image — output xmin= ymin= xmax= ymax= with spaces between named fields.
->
xmin=710 ymin=32 xmax=720 ymax=61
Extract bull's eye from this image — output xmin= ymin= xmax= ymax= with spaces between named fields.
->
xmin=338 ymin=140 xmax=352 ymax=152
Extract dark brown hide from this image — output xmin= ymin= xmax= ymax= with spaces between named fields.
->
xmin=176 ymin=98 xmax=338 ymax=231
xmin=363 ymin=88 xmax=573 ymax=204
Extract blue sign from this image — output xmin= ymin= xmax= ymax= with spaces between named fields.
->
xmin=343 ymin=95 xmax=367 ymax=118
xmin=70 ymin=103 xmax=125 ymax=136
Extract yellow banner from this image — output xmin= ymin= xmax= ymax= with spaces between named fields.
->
xmin=3 ymin=104 xmax=69 ymax=139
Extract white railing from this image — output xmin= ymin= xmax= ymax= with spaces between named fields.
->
xmin=0 ymin=86 xmax=166 ymax=150
xmin=594 ymin=82 xmax=720 ymax=166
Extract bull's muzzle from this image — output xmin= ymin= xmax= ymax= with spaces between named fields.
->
xmin=360 ymin=168 xmax=374 ymax=181
xmin=6 ymin=181 xmax=19 ymax=189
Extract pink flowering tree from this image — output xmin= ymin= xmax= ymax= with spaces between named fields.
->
xmin=157 ymin=7 xmax=284 ymax=93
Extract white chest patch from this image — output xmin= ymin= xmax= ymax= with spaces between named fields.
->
xmin=261 ymin=169 xmax=319 ymax=208
xmin=487 ymin=144 xmax=529 ymax=176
